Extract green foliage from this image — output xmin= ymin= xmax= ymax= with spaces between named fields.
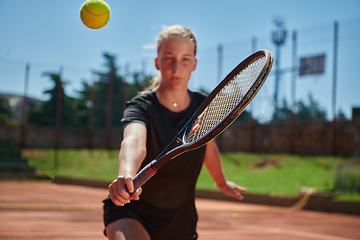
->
xmin=84 ymin=52 xmax=153 ymax=129
xmin=271 ymin=93 xmax=327 ymax=122
xmin=336 ymin=108 xmax=348 ymax=120
xmin=296 ymin=93 xmax=326 ymax=120
xmin=26 ymin=52 xmax=154 ymax=129
xmin=0 ymin=96 xmax=13 ymax=124
xmin=278 ymin=98 xmax=291 ymax=120
xmin=27 ymin=72 xmax=79 ymax=127
xmin=272 ymin=98 xmax=291 ymax=121
xmin=197 ymin=153 xmax=342 ymax=196
xmin=333 ymin=161 xmax=360 ymax=193
xmin=73 ymin=81 xmax=92 ymax=128
xmin=24 ymin=149 xmax=118 ymax=181
xmin=235 ymin=110 xmax=251 ymax=122
xmin=92 ymin=53 xmax=120 ymax=128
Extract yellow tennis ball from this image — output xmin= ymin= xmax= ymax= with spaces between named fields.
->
xmin=80 ymin=0 xmax=110 ymax=29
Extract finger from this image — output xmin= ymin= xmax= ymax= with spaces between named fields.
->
xmin=109 ymin=179 xmax=130 ymax=205
xmin=227 ymin=181 xmax=246 ymax=192
xmin=115 ymin=180 xmax=131 ymax=203
xmin=110 ymin=195 xmax=124 ymax=206
xmin=132 ymin=187 xmax=142 ymax=201
xmin=232 ymin=186 xmax=246 ymax=200
xmin=124 ymin=176 xmax=135 ymax=194
xmin=235 ymin=192 xmax=244 ymax=200
xmin=226 ymin=188 xmax=244 ymax=201
xmin=109 ymin=186 xmax=125 ymax=206
xmin=235 ymin=185 xmax=247 ymax=193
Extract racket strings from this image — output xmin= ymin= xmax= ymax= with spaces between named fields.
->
xmin=185 ymin=56 xmax=266 ymax=143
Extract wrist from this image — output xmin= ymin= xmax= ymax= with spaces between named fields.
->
xmin=214 ymin=181 xmax=227 ymax=189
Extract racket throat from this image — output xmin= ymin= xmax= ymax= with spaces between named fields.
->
xmin=161 ymin=136 xmax=183 ymax=156
xmin=175 ymin=137 xmax=182 ymax=145
xmin=152 ymin=137 xmax=183 ymax=170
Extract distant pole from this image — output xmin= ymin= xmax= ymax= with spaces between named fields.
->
xmin=54 ymin=66 xmax=63 ymax=171
xmin=289 ymin=30 xmax=297 ymax=154
xmin=105 ymin=67 xmax=115 ymax=150
xmin=124 ymin=63 xmax=130 ymax=106
xmin=20 ymin=63 xmax=30 ymax=148
xmin=87 ymin=72 xmax=95 ymax=150
xmin=331 ymin=21 xmax=339 ymax=155
xmin=271 ymin=17 xmax=287 ymax=121
xmin=217 ymin=43 xmax=223 ymax=83
xmin=249 ymin=37 xmax=257 ymax=152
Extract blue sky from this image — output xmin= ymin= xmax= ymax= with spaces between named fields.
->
xmin=0 ymin=0 xmax=359 ymax=122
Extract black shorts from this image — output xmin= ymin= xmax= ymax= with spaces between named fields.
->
xmin=103 ymin=197 xmax=198 ymax=240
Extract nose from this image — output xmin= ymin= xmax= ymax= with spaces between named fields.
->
xmin=172 ymin=60 xmax=180 ymax=71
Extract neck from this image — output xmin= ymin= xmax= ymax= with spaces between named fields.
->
xmin=155 ymin=86 xmax=190 ymax=112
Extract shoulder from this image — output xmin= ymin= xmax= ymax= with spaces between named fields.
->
xmin=122 ymin=91 xmax=157 ymax=127
xmin=129 ymin=91 xmax=156 ymax=104
xmin=124 ymin=91 xmax=158 ymax=111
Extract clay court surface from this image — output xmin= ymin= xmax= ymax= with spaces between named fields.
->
xmin=1 ymin=181 xmax=360 ymax=240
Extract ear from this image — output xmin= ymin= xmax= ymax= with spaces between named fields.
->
xmin=193 ymin=58 xmax=198 ymax=71
xmin=155 ymin=57 xmax=160 ymax=70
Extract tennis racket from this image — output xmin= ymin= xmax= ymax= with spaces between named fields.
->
xmin=130 ymin=49 xmax=273 ymax=194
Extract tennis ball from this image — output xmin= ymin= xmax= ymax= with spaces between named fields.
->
xmin=80 ymin=0 xmax=110 ymax=29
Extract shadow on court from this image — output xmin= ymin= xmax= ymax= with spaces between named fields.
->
xmin=0 ymin=181 xmax=359 ymax=240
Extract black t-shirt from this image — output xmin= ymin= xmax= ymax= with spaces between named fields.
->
xmin=121 ymin=90 xmax=207 ymax=209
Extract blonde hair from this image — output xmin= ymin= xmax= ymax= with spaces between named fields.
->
xmin=147 ymin=25 xmax=197 ymax=91
xmin=157 ymin=24 xmax=197 ymax=56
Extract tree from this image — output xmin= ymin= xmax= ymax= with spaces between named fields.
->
xmin=295 ymin=93 xmax=326 ymax=120
xmin=132 ymin=71 xmax=153 ymax=93
xmin=28 ymin=72 xmax=78 ymax=127
xmin=0 ymin=96 xmax=13 ymax=124
xmin=236 ymin=110 xmax=251 ymax=122
xmin=337 ymin=108 xmax=347 ymax=120
xmin=26 ymin=52 xmax=155 ymax=129
xmin=90 ymin=52 xmax=154 ymax=129
xmin=74 ymin=80 xmax=92 ymax=128
xmin=91 ymin=52 xmax=124 ymax=129
xmin=272 ymin=98 xmax=291 ymax=122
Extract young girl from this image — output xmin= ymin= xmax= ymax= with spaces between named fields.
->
xmin=103 ymin=24 xmax=246 ymax=240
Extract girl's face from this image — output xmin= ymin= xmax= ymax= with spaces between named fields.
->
xmin=155 ymin=36 xmax=197 ymax=90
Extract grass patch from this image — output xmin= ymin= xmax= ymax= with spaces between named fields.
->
xmin=23 ymin=149 xmax=360 ymax=201
xmin=197 ymin=153 xmax=344 ymax=196
xmin=23 ymin=149 xmax=119 ymax=181
xmin=333 ymin=162 xmax=360 ymax=193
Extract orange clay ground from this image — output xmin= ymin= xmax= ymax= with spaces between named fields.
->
xmin=1 ymin=180 xmax=360 ymax=240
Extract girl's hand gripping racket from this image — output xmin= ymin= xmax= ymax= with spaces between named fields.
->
xmin=129 ymin=49 xmax=273 ymax=195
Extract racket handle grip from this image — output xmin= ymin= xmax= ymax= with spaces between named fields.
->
xmin=130 ymin=163 xmax=156 ymax=194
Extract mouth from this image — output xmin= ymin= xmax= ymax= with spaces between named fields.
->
xmin=171 ymin=76 xmax=182 ymax=81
